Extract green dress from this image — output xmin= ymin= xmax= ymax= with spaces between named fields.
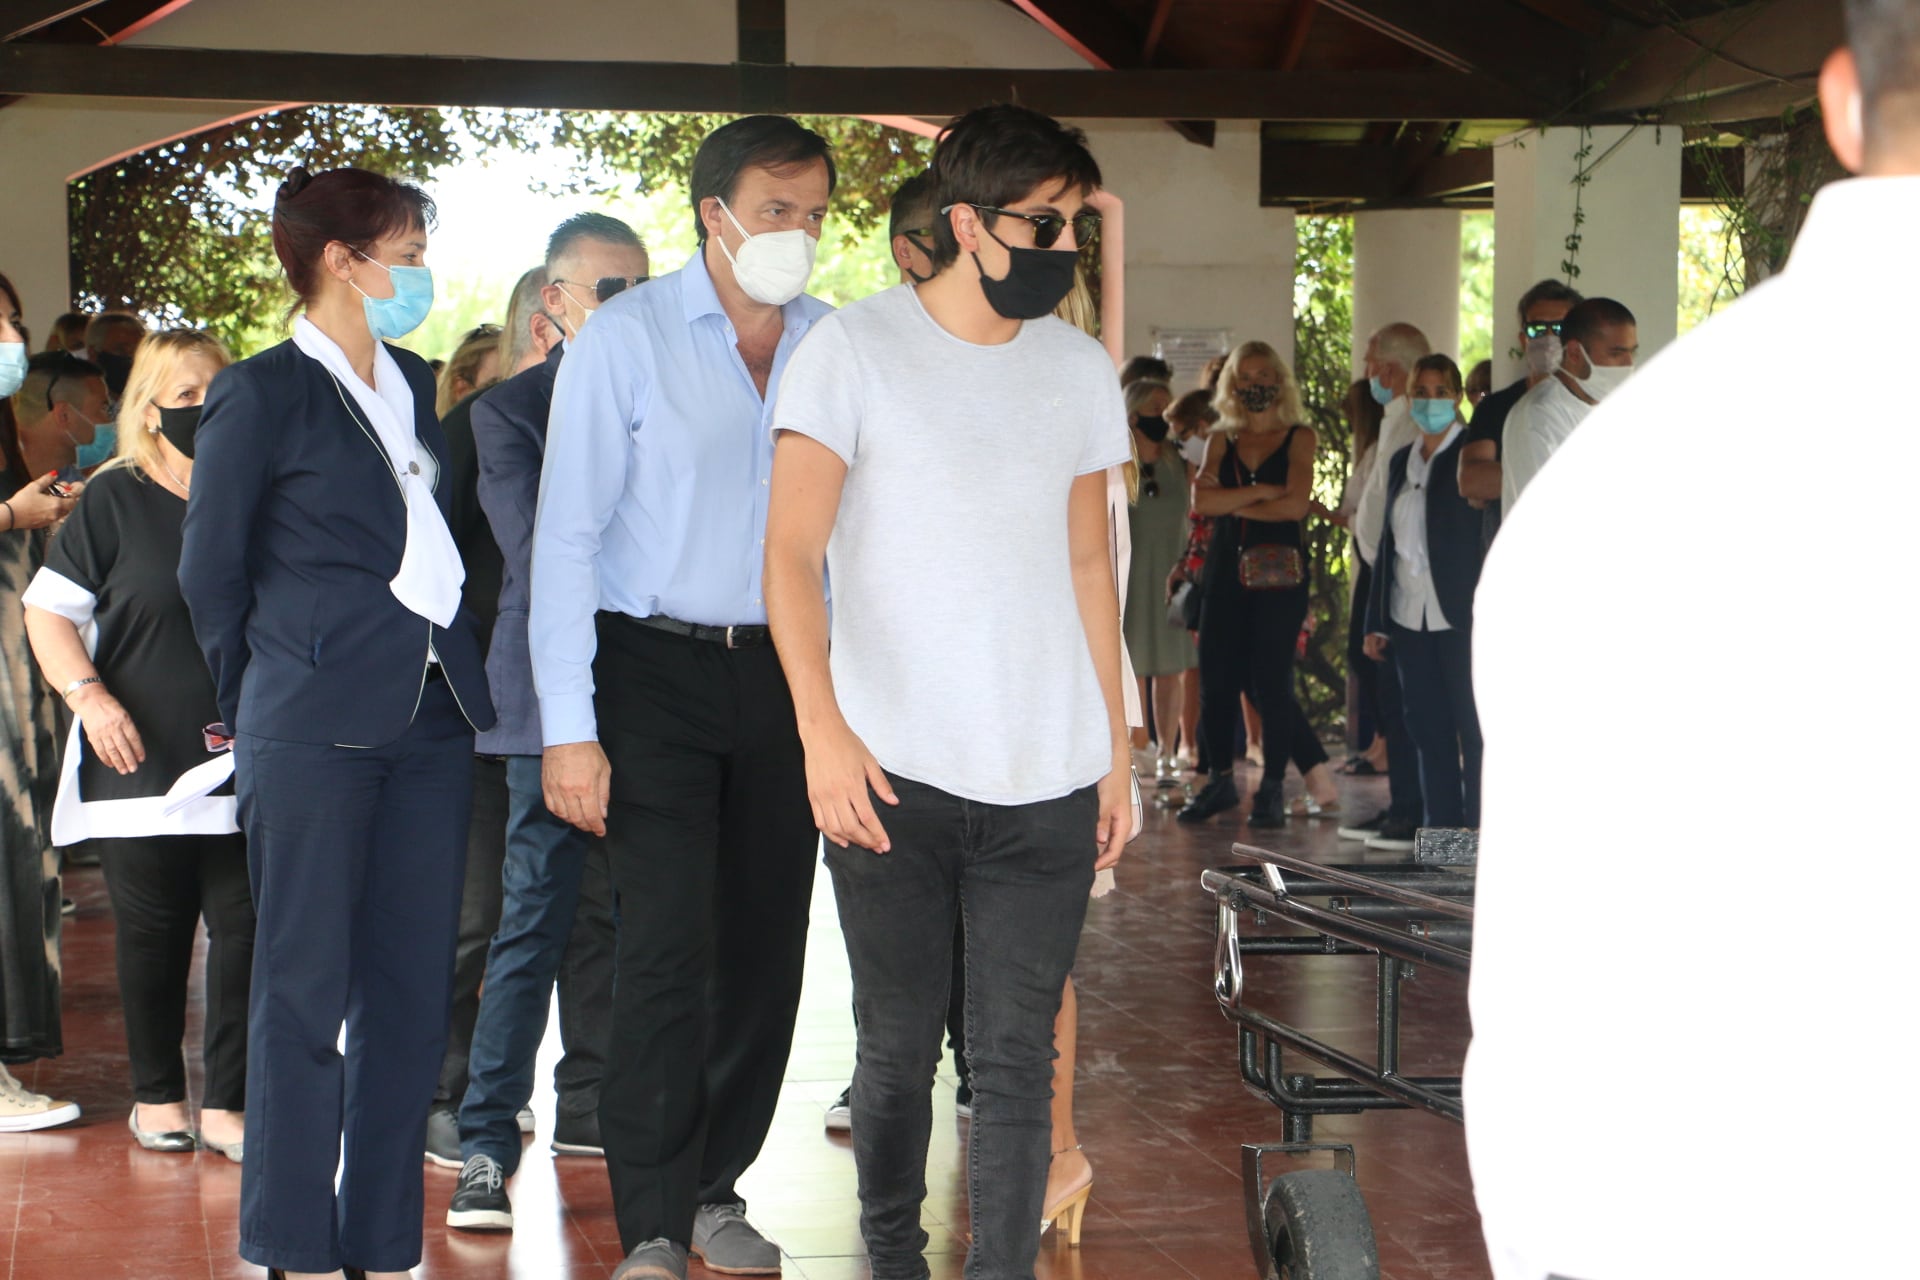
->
xmin=1123 ymin=454 xmax=1199 ymax=678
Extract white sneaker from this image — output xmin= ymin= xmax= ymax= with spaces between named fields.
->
xmin=516 ymin=1106 xmax=535 ymax=1134
xmin=0 ymin=1063 xmax=79 ymax=1132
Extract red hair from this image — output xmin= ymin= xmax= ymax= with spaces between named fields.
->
xmin=270 ymin=167 xmax=436 ymax=310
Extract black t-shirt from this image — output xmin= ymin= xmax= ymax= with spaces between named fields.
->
xmin=1466 ymin=377 xmax=1528 ymax=459
xmin=42 ymin=465 xmax=229 ymax=803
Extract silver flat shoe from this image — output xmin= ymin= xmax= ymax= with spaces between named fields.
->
xmin=128 ymin=1106 xmax=197 ymax=1153
xmin=196 ymin=1128 xmax=243 ymax=1163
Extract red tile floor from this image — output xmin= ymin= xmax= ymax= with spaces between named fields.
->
xmin=0 ymin=761 xmax=1492 ymax=1279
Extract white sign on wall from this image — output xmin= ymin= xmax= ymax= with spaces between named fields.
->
xmin=1152 ymin=327 xmax=1233 ymax=393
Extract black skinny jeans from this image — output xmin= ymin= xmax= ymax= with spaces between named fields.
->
xmin=828 ymin=778 xmax=1096 ymax=1280
xmin=94 ymin=832 xmax=254 ymax=1109
xmin=1198 ymin=580 xmax=1328 ymax=787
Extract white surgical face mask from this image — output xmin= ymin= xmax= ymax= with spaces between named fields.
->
xmin=715 ymin=198 xmax=817 ymax=306
xmin=1524 ymin=333 xmax=1563 ymax=379
xmin=1569 ymin=358 xmax=1633 ymax=403
xmin=1179 ymin=432 xmax=1210 ymax=468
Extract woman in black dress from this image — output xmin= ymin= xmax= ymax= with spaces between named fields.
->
xmin=1179 ymin=340 xmax=1340 ymax=827
xmin=24 ymin=328 xmax=252 ymax=1158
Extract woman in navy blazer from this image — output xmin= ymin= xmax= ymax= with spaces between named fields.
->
xmin=1364 ymin=354 xmax=1486 ymax=830
xmin=178 ymin=168 xmax=495 ymax=1280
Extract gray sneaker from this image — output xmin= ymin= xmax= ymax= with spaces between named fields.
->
xmin=691 ymin=1201 xmax=782 ymax=1275
xmin=423 ymin=1107 xmax=461 ymax=1169
xmin=611 ymin=1238 xmax=688 ymax=1280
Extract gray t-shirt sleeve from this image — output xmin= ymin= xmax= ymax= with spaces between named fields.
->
xmin=1077 ymin=359 xmax=1133 ymax=476
xmin=771 ymin=317 xmax=862 ymax=466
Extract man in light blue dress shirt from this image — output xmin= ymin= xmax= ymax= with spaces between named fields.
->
xmin=527 ymin=116 xmax=836 ymax=1280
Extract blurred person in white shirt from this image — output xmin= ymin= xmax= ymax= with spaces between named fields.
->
xmin=1465 ymin=6 xmax=1919 ymax=1278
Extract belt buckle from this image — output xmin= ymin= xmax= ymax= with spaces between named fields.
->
xmin=725 ymin=625 xmax=738 ymax=650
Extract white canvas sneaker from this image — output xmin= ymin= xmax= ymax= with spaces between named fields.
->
xmin=0 ymin=1063 xmax=80 ymax=1132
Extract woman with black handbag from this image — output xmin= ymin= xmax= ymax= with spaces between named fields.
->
xmin=1179 ymin=341 xmax=1340 ymax=827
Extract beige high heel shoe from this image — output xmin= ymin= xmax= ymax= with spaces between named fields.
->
xmin=1040 ymin=1145 xmax=1093 ymax=1247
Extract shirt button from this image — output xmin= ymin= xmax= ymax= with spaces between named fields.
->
xmin=761 ymin=478 xmax=769 ymax=486
xmin=408 ymin=461 xmax=420 ymax=475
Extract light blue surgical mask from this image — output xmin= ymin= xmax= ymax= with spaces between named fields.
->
xmin=352 ymin=250 xmax=435 ymax=341
xmin=1411 ymin=398 xmax=1457 ymax=436
xmin=0 ymin=342 xmax=26 ymax=398
xmin=68 ymin=417 xmax=117 ymax=469
xmin=1368 ymin=376 xmax=1395 ymax=406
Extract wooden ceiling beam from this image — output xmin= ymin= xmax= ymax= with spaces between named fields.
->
xmin=1274 ymin=0 xmax=1318 ymax=73
xmin=1314 ymin=0 xmax=1580 ymax=101
xmin=0 ymin=42 xmax=1549 ymax=120
xmin=1260 ymin=135 xmax=1493 ymax=204
xmin=7 ymin=0 xmax=190 ymax=44
xmin=1007 ymin=0 xmax=1218 ymax=145
xmin=1580 ymin=0 xmax=1836 ymax=120
xmin=0 ymin=2 xmax=106 ymax=41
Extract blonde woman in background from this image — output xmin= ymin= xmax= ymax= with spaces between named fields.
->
xmin=22 ymin=329 xmax=255 ymax=1158
xmin=1180 ymin=340 xmax=1342 ymax=827
xmin=434 ymin=323 xmax=502 ymax=417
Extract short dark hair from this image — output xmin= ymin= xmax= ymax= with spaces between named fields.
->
xmin=1465 ymin=359 xmax=1493 ymax=399
xmin=1516 ymin=279 xmax=1584 ymax=326
xmin=1120 ymin=355 xmax=1173 ymax=387
xmin=1412 ymin=353 xmax=1464 ymax=397
xmin=1848 ymin=0 xmax=1920 ymax=136
xmin=927 ymin=104 xmax=1102 ymax=270
xmin=85 ymin=312 xmax=143 ymax=348
xmin=887 ymin=171 xmax=936 ymax=240
xmin=272 ymin=167 xmax=436 ymax=311
xmin=689 ymin=115 xmax=837 ymax=245
xmin=1561 ymin=297 xmax=1637 ymax=350
xmin=20 ymin=349 xmax=105 ymax=422
xmin=546 ymin=212 xmax=644 ymax=272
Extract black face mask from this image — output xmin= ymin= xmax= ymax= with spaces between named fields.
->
xmin=94 ymin=351 xmax=134 ymax=398
xmin=974 ymin=225 xmax=1079 ymax=321
xmin=156 ymin=404 xmax=202 ymax=459
xmin=1135 ymin=414 xmax=1170 ymax=443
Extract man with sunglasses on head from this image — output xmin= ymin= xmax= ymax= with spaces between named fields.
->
xmin=530 ymin=118 xmax=835 ymax=1280
xmin=1457 ymin=280 xmax=1583 ymax=538
xmin=765 ymin=103 xmax=1131 ymax=1280
xmin=1499 ymin=297 xmax=1638 ymax=511
xmin=443 ymin=212 xmax=646 ymax=1231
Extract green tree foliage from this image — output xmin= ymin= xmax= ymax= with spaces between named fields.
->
xmin=67 ymin=106 xmax=933 ymax=354
xmin=1291 ymin=215 xmax=1357 ymax=734
xmin=1458 ymin=212 xmax=1495 ymax=372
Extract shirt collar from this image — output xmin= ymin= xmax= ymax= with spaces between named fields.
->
xmin=1408 ymin=421 xmax=1464 ymax=479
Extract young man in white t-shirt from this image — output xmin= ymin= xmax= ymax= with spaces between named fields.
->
xmin=1500 ymin=296 xmax=1638 ymax=509
xmin=763 ymin=104 xmax=1131 ymax=1279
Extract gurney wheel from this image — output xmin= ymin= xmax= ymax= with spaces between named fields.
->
xmin=1264 ymin=1169 xmax=1379 ymax=1280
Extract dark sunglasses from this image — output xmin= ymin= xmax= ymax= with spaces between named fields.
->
xmin=941 ymin=203 xmax=1100 ymax=251
xmin=1523 ymin=320 xmax=1564 ymax=339
xmin=558 ymin=276 xmax=650 ymax=303
xmin=1140 ymin=462 xmax=1159 ymax=500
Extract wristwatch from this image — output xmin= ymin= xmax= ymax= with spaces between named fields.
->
xmin=62 ymin=676 xmax=102 ymax=701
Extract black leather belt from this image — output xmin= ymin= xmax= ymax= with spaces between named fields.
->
xmin=635 ymin=615 xmax=771 ymax=649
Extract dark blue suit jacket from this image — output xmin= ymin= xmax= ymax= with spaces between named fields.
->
xmin=1367 ymin=432 xmax=1486 ymax=636
xmin=468 ymin=342 xmax=563 ymax=756
xmin=179 ymin=338 xmax=496 ymax=747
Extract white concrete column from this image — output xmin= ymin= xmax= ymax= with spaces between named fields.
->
xmin=1492 ymin=124 xmax=1682 ymax=383
xmin=1350 ymin=209 xmax=1462 ymax=375
xmin=1078 ymin=121 xmax=1296 ymax=388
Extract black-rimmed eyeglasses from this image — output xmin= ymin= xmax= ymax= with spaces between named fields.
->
xmin=939 ymin=203 xmax=1100 ymax=251
xmin=557 ymin=276 xmax=650 ymax=303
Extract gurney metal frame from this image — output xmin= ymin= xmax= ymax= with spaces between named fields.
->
xmin=1203 ymin=842 xmax=1474 ymax=1280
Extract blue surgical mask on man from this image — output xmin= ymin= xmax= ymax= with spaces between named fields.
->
xmin=352 ymin=250 xmax=435 ymax=341
xmin=68 ymin=415 xmax=117 ymax=469
xmin=1411 ymin=398 xmax=1457 ymax=436
xmin=1369 ymin=375 xmax=1395 ymax=406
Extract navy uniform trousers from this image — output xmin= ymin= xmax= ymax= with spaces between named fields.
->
xmin=235 ymin=678 xmax=475 ymax=1274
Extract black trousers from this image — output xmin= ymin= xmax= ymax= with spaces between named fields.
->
xmin=1347 ymin=559 xmax=1378 ymax=750
xmin=1389 ymin=623 xmax=1483 ymax=828
xmin=593 ymin=615 xmax=818 ymax=1252
xmin=94 ymin=832 xmax=253 ymax=1109
xmin=435 ymin=755 xmax=508 ymax=1110
xmin=1198 ymin=580 xmax=1329 ymax=786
